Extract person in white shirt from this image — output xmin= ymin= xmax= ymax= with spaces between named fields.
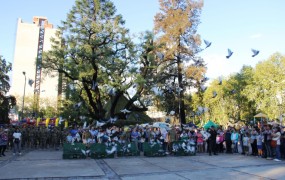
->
xmin=242 ymin=133 xmax=250 ymax=155
xmin=256 ymin=132 xmax=263 ymax=157
xmin=272 ymin=126 xmax=281 ymax=161
xmin=12 ymin=128 xmax=22 ymax=155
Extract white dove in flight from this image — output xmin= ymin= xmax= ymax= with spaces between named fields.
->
xmin=226 ymin=49 xmax=233 ymax=59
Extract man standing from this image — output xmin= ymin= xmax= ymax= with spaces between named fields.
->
xmin=225 ymin=127 xmax=232 ymax=153
xmin=207 ymin=125 xmax=218 ymax=156
xmin=240 ymin=126 xmax=248 ymax=155
xmin=168 ymin=127 xmax=177 ymax=153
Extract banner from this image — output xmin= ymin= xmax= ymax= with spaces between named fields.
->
xmin=46 ymin=118 xmax=50 ymax=127
xmin=55 ymin=118 xmax=59 ymax=127
xmin=64 ymin=121 xmax=68 ymax=128
xmin=36 ymin=118 xmax=41 ymax=127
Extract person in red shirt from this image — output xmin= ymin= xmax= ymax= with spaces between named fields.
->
xmin=196 ymin=129 xmax=204 ymax=153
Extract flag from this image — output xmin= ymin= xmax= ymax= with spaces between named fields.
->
xmin=45 ymin=118 xmax=50 ymax=127
xmin=36 ymin=118 xmax=40 ymax=127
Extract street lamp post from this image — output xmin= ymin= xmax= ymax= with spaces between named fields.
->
xmin=278 ymin=103 xmax=283 ymax=126
xmin=276 ymin=94 xmax=283 ymax=126
xmin=21 ymin=71 xmax=26 ymax=121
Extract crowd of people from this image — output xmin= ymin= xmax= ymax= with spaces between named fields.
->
xmin=0 ymin=122 xmax=285 ymax=162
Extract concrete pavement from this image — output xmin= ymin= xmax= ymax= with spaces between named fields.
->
xmin=1 ymin=149 xmax=285 ymax=180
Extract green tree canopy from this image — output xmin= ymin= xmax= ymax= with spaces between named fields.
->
xmin=0 ymin=55 xmax=16 ymax=124
xmin=42 ymin=0 xmax=158 ymax=125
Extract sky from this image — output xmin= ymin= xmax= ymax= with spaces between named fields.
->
xmin=0 ymin=0 xmax=285 ymax=80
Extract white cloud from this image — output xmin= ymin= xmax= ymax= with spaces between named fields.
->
xmin=250 ymin=33 xmax=263 ymax=39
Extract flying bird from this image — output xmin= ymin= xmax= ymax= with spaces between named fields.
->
xmin=145 ymin=99 xmax=152 ymax=106
xmin=201 ymin=77 xmax=209 ymax=83
xmin=165 ymin=117 xmax=171 ymax=123
xmin=74 ymin=102 xmax=83 ymax=109
xmin=226 ymin=49 xmax=233 ymax=59
xmin=176 ymin=87 xmax=183 ymax=93
xmin=172 ymin=144 xmax=179 ymax=152
xmin=152 ymin=87 xmax=163 ymax=96
xmin=203 ymin=39 xmax=212 ymax=48
xmin=91 ymin=81 xmax=97 ymax=90
xmin=81 ymin=149 xmax=90 ymax=156
xmin=181 ymin=142 xmax=187 ymax=150
xmin=200 ymin=85 xmax=207 ymax=92
xmin=169 ymin=110 xmax=175 ymax=115
xmin=157 ymin=52 xmax=165 ymax=60
xmin=83 ymin=121 xmax=87 ymax=129
xmin=218 ymin=77 xmax=223 ymax=85
xmin=194 ymin=59 xmax=203 ymax=67
xmin=251 ymin=49 xmax=259 ymax=57
xmin=212 ymin=91 xmax=217 ymax=98
xmin=108 ymin=88 xmax=116 ymax=96
xmin=120 ymin=109 xmax=131 ymax=114
xmin=106 ymin=146 xmax=117 ymax=154
xmin=28 ymin=79 xmax=34 ymax=87
xmin=230 ymin=89 xmax=236 ymax=94
xmin=58 ymin=117 xmax=65 ymax=125
xmin=79 ymin=116 xmax=86 ymax=120
xmin=96 ymin=121 xmax=105 ymax=127
xmin=68 ymin=83 xmax=76 ymax=91
xmin=198 ymin=106 xmax=204 ymax=113
xmin=196 ymin=111 xmax=202 ymax=116
xmin=109 ymin=116 xmax=118 ymax=123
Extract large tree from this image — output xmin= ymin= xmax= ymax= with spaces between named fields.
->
xmin=0 ymin=56 xmax=16 ymax=124
xmin=244 ymin=53 xmax=285 ymax=120
xmin=154 ymin=0 xmax=205 ymax=124
xmin=42 ymin=0 xmax=156 ymax=123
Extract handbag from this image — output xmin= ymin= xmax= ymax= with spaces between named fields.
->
xmin=271 ymin=140 xmax=277 ymax=148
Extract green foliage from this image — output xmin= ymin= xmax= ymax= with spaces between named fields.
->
xmin=190 ymin=53 xmax=285 ymax=126
xmin=0 ymin=56 xmax=12 ymax=95
xmin=244 ymin=53 xmax=285 ymax=120
xmin=0 ymin=55 xmax=16 ymax=124
xmin=42 ymin=0 xmax=158 ymax=125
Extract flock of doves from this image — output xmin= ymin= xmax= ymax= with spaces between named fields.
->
xmin=203 ymin=39 xmax=260 ymax=99
xmin=203 ymin=40 xmax=260 ymax=58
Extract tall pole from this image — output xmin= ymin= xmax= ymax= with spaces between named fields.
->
xmin=279 ymin=104 xmax=282 ymax=126
xmin=21 ymin=71 xmax=26 ymax=121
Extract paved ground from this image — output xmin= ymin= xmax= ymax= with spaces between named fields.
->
xmin=1 ymin=149 xmax=285 ymax=180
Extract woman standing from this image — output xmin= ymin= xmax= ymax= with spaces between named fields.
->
xmin=13 ymin=128 xmax=22 ymax=155
xmin=196 ymin=129 xmax=204 ymax=153
xmin=250 ymin=128 xmax=258 ymax=156
xmin=0 ymin=129 xmax=8 ymax=156
xmin=231 ymin=129 xmax=239 ymax=153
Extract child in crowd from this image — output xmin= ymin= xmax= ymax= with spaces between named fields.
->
xmin=257 ymin=131 xmax=263 ymax=157
xmin=66 ymin=133 xmax=73 ymax=143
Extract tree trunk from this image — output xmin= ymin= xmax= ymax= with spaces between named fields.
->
xmin=177 ymin=57 xmax=186 ymax=124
